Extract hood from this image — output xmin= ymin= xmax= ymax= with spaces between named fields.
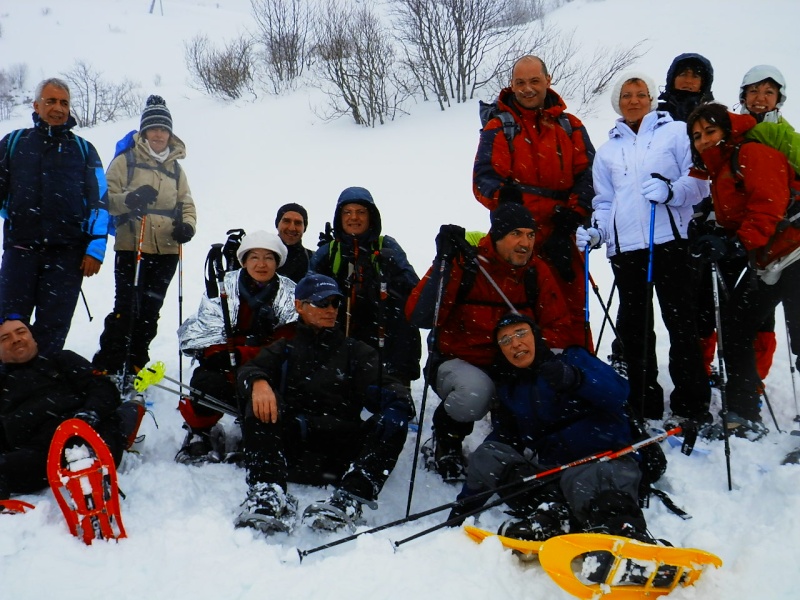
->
xmin=332 ymin=186 xmax=382 ymax=242
xmin=133 ymin=131 xmax=187 ymax=162
xmin=697 ymin=111 xmax=757 ymax=170
xmin=663 ymin=53 xmax=714 ymax=96
xmin=739 ymin=64 xmax=787 ymax=108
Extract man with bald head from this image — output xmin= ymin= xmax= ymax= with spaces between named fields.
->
xmin=473 ymin=55 xmax=596 ymax=350
xmin=0 ymin=318 xmax=129 ymax=502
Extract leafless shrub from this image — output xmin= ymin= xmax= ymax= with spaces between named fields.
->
xmin=184 ymin=33 xmax=255 ymax=100
xmin=250 ymin=0 xmax=313 ymax=94
xmin=60 ymin=61 xmax=142 ymax=127
xmin=7 ymin=63 xmax=28 ymax=89
xmin=312 ymin=0 xmax=414 ymax=126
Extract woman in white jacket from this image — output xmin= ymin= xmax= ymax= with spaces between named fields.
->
xmin=577 ymin=72 xmax=710 ymax=424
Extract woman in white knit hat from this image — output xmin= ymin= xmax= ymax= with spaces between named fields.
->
xmin=575 ymin=72 xmax=711 ymax=425
xmin=176 ymin=231 xmax=298 ymax=465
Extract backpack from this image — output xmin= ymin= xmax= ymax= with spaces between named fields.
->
xmin=204 ymin=228 xmax=247 ymax=299
xmin=731 ymin=124 xmax=800 ymax=233
xmin=1 ymin=128 xmax=90 ymax=219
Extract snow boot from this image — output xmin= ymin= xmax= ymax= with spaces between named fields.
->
xmin=235 ymin=482 xmax=298 ymax=535
xmin=498 ymin=502 xmax=571 ymax=542
xmin=726 ymin=411 xmax=769 ymax=441
xmin=302 ymin=489 xmax=364 ymax=532
xmin=421 ymin=436 xmax=466 ymax=482
xmin=174 ymin=424 xmax=223 ymax=465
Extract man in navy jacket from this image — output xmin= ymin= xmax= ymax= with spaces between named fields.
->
xmin=0 ymin=78 xmax=109 ymax=356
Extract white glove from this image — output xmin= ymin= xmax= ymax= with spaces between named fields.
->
xmin=641 ymin=177 xmax=672 ymax=204
xmin=576 ymin=226 xmax=601 ymax=250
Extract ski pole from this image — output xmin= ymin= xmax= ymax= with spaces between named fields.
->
xmin=405 ymin=256 xmax=448 ymax=517
xmin=784 ymin=321 xmax=800 ymax=433
xmin=760 ymin=388 xmax=782 ymax=433
xmin=711 ymin=261 xmax=733 ymax=491
xmin=298 ymin=426 xmax=682 ymax=559
xmin=583 ymin=245 xmax=590 ymax=350
xmin=590 ymin=275 xmax=619 ymax=348
xmin=121 ymin=213 xmax=147 ymax=395
xmin=639 ymin=201 xmax=657 ymax=419
xmin=473 ymin=258 xmax=518 ymax=314
xmin=134 ymin=361 xmax=238 ymax=417
xmin=79 ymin=288 xmax=93 ymax=321
xmin=392 ymin=426 xmax=683 ymax=549
xmin=176 ymin=201 xmax=184 ymax=390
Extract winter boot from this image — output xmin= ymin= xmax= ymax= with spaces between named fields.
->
xmin=608 ymin=338 xmax=628 ymax=380
xmin=175 ymin=424 xmax=223 ymax=465
xmin=582 ymin=522 xmax=670 ymax=585
xmin=302 ymin=489 xmax=364 ymax=532
xmin=422 ymin=435 xmax=466 ymax=482
xmin=498 ymin=502 xmax=571 ymax=542
xmin=235 ymin=482 xmax=298 ymax=535
xmin=726 ymin=411 xmax=768 ymax=441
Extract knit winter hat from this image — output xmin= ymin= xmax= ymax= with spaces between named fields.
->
xmin=274 ymin=203 xmax=309 ymax=229
xmin=489 ymin=202 xmax=537 ymax=242
xmin=739 ymin=65 xmax=787 ymax=108
xmin=611 ymin=72 xmax=659 ymax=116
xmin=236 ymin=230 xmax=288 ymax=268
xmin=140 ymin=95 xmax=173 ymax=134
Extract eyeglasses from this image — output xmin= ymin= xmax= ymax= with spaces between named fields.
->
xmin=497 ymin=328 xmax=530 ymax=347
xmin=308 ymin=297 xmax=342 ymax=309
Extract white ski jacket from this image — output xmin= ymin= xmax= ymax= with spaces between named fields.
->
xmin=591 ymin=110 xmax=709 ymax=258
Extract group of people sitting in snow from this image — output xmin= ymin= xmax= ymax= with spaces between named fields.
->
xmin=2 ymin=50 xmax=799 ymax=547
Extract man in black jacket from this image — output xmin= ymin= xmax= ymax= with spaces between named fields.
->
xmin=275 ymin=203 xmax=313 ymax=283
xmin=235 ymin=274 xmax=414 ymax=535
xmin=0 ymin=318 xmax=131 ymax=502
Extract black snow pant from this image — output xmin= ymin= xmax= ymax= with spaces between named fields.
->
xmin=243 ymin=404 xmax=409 ymax=502
xmin=722 ymin=260 xmax=800 ymax=421
xmin=93 ymin=251 xmax=179 ymax=374
xmin=610 ymin=240 xmax=710 ymax=420
xmin=0 ymin=245 xmax=85 ymax=358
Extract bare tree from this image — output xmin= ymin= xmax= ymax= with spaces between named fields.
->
xmin=7 ymin=63 xmax=28 ymax=90
xmin=250 ymin=0 xmax=313 ymax=94
xmin=391 ymin=0 xmax=521 ymax=110
xmin=312 ymin=0 xmax=413 ymax=126
xmin=60 ymin=61 xmax=142 ymax=127
xmin=184 ymin=34 xmax=255 ymax=100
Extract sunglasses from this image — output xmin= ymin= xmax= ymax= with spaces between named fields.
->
xmin=308 ymin=297 xmax=342 ymax=309
xmin=497 ymin=327 xmax=530 ymax=347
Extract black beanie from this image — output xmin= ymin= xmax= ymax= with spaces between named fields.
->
xmin=275 ymin=202 xmax=309 ymax=229
xmin=489 ymin=203 xmax=537 ymax=242
xmin=140 ymin=95 xmax=173 ymax=134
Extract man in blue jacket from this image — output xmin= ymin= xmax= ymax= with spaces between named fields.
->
xmin=449 ymin=313 xmax=654 ymax=546
xmin=0 ymin=78 xmax=109 ymax=357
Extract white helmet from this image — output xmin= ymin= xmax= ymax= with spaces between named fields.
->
xmin=740 ymin=64 xmax=787 ymax=108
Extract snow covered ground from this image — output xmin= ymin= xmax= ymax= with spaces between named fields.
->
xmin=2 ymin=0 xmax=800 ymax=598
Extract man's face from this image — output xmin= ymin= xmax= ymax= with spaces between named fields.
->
xmin=295 ymin=297 xmax=340 ymax=329
xmin=674 ymin=68 xmax=702 ymax=93
xmin=0 ymin=320 xmax=38 ymax=364
xmin=510 ymin=58 xmax=551 ymax=110
xmin=497 ymin=322 xmax=536 ymax=369
xmin=341 ymin=203 xmax=370 ymax=236
xmin=33 ymin=83 xmax=71 ymax=126
xmin=277 ymin=211 xmax=306 ymax=246
xmin=495 ymin=228 xmax=535 ymax=267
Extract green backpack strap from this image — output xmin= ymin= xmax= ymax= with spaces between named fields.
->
xmin=330 ymin=236 xmax=384 ymax=276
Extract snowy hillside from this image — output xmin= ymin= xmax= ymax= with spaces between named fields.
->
xmin=1 ymin=1 xmax=800 ymax=598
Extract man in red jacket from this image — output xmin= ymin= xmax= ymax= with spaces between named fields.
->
xmin=406 ymin=203 xmax=573 ymax=480
xmin=473 ymin=55 xmax=595 ymax=350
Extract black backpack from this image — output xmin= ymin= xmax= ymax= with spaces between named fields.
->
xmin=204 ymin=228 xmax=246 ymax=298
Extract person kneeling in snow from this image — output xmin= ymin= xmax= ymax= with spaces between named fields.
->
xmin=449 ymin=313 xmax=657 ymax=546
xmin=0 ymin=317 xmax=139 ymax=504
xmin=235 ymin=274 xmax=414 ymax=534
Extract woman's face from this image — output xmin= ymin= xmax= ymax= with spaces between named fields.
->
xmin=619 ymin=80 xmax=652 ymax=125
xmin=691 ymin=118 xmax=725 ymax=155
xmin=243 ymin=249 xmax=277 ymax=283
xmin=143 ymin=126 xmax=170 ymax=153
xmin=674 ymin=68 xmax=702 ymax=93
xmin=744 ymin=80 xmax=780 ymax=115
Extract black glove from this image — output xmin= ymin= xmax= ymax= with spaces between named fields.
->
xmin=124 ymin=185 xmax=158 ymax=211
xmin=689 ymin=234 xmax=728 ymax=262
xmin=172 ymin=222 xmax=195 ymax=243
xmin=542 ymin=232 xmax=575 ymax=281
xmin=72 ymin=410 xmax=100 ymax=430
xmin=498 ymin=180 xmax=523 ymax=205
xmin=538 ymin=359 xmax=582 ymax=393
xmin=435 ymin=224 xmax=467 ymax=262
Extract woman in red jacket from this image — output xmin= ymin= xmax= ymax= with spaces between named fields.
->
xmin=687 ymin=102 xmax=800 ymax=439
